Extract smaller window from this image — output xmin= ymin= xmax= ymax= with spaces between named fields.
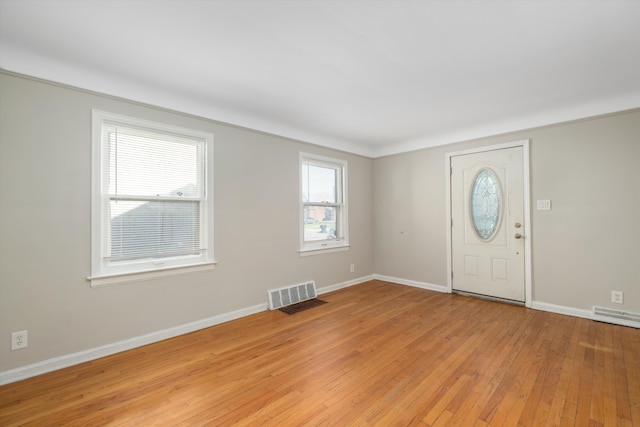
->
xmin=299 ymin=152 xmax=349 ymax=254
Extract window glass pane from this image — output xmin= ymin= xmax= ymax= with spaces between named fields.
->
xmin=109 ymin=200 xmax=200 ymax=260
xmin=471 ymin=169 xmax=501 ymax=240
xmin=302 ymin=164 xmax=337 ymax=203
xmin=304 ymin=206 xmax=337 ymax=241
xmin=106 ymin=126 xmax=201 ymax=198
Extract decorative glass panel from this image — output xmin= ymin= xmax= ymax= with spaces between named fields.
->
xmin=471 ymin=169 xmax=501 ymax=240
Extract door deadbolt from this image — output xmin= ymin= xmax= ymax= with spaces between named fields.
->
xmin=514 ymin=223 xmax=522 ymax=228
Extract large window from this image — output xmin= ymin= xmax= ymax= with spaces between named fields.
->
xmin=300 ymin=152 xmax=348 ymax=254
xmin=90 ymin=110 xmax=214 ymax=286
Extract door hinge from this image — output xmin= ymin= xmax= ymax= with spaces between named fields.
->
xmin=451 ymin=271 xmax=454 ymax=279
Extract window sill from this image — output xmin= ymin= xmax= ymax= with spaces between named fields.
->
xmin=87 ymin=261 xmax=217 ymax=288
xmin=299 ymin=245 xmax=350 ymax=257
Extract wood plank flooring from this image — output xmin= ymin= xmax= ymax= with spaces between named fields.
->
xmin=1 ymin=280 xmax=639 ymax=426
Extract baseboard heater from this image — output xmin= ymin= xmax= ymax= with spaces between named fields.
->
xmin=268 ymin=281 xmax=317 ymax=310
xmin=593 ymin=306 xmax=640 ymax=328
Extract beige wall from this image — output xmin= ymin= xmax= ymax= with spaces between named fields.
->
xmin=373 ymin=109 xmax=640 ymax=312
xmin=1 ymin=70 xmax=638 ymax=378
xmin=0 ymin=72 xmax=373 ymax=373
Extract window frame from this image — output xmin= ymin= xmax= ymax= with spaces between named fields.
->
xmin=89 ymin=110 xmax=215 ymax=287
xmin=299 ymin=152 xmax=349 ymax=255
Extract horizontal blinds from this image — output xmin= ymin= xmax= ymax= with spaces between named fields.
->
xmin=103 ymin=122 xmax=205 ymax=261
xmin=108 ymin=200 xmax=201 ymax=260
xmin=104 ymin=122 xmax=204 ymax=198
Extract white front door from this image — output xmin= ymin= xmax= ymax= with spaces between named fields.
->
xmin=450 ymin=146 xmax=525 ymax=302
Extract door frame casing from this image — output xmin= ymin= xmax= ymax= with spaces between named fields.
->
xmin=445 ymin=140 xmax=532 ymax=307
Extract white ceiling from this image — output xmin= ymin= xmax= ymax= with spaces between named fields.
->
xmin=1 ymin=0 xmax=639 ymax=157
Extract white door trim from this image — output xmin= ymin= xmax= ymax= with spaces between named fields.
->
xmin=445 ymin=140 xmax=532 ymax=307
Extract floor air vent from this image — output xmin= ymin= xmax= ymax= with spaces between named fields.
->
xmin=593 ymin=306 xmax=640 ymax=328
xmin=268 ymin=281 xmax=316 ymax=310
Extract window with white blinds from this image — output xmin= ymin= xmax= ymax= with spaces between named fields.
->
xmin=90 ymin=111 xmax=214 ymax=286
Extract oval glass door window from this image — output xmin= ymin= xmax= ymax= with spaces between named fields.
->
xmin=471 ymin=169 xmax=501 ymax=240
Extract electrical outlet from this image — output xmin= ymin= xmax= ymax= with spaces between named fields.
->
xmin=11 ymin=330 xmax=28 ymax=350
xmin=611 ymin=290 xmax=624 ymax=304
xmin=350 ymin=264 xmax=355 ymax=273
xmin=536 ymin=200 xmax=551 ymax=210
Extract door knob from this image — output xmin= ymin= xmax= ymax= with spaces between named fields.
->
xmin=514 ymin=233 xmax=522 ymax=239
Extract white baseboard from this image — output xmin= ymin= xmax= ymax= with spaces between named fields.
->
xmin=530 ymin=301 xmax=592 ymax=320
xmin=317 ymin=275 xmax=375 ymax=295
xmin=592 ymin=314 xmax=640 ymax=329
xmin=3 ymin=277 xmax=634 ymax=385
xmin=375 ymin=276 xmax=638 ymax=330
xmin=0 ymin=303 xmax=267 ymax=386
xmin=372 ymin=274 xmax=449 ymax=293
xmin=531 ymin=301 xmax=640 ymax=328
xmin=0 ymin=275 xmax=373 ymax=386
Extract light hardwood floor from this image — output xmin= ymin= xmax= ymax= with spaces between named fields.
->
xmin=1 ymin=280 xmax=639 ymax=426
